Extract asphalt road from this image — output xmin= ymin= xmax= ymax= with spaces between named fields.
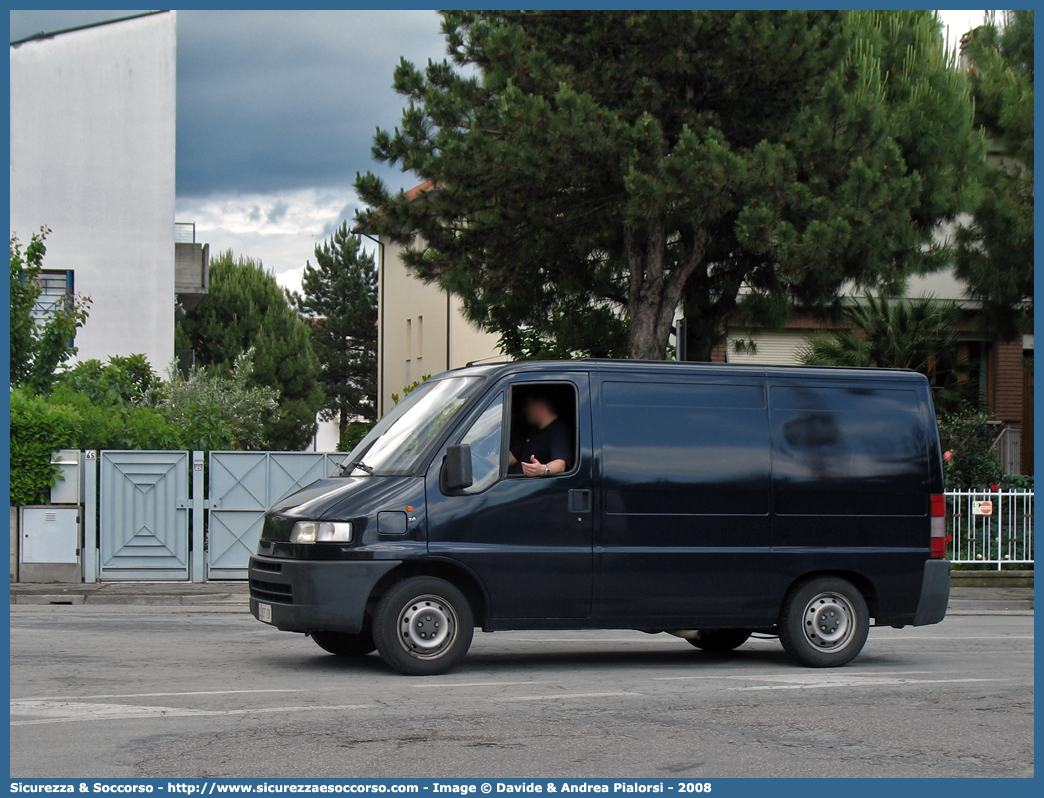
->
xmin=9 ymin=605 xmax=1034 ymax=779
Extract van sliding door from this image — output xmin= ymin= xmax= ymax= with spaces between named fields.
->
xmin=594 ymin=376 xmax=773 ymax=626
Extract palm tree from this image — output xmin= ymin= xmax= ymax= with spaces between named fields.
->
xmin=799 ymin=293 xmax=971 ymax=412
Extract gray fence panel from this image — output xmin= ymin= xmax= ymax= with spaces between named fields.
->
xmin=207 ymin=452 xmax=342 ymax=580
xmin=99 ymin=451 xmax=190 ymax=581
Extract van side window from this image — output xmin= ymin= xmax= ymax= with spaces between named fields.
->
xmin=508 ymin=383 xmax=578 ymax=477
xmin=460 ymin=393 xmax=505 ymax=494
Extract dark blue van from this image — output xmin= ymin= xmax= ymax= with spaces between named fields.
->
xmin=249 ymin=360 xmax=950 ymax=675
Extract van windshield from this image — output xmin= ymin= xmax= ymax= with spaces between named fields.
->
xmin=339 ymin=377 xmax=484 ymax=477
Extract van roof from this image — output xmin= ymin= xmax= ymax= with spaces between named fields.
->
xmin=448 ymin=358 xmax=928 ymax=384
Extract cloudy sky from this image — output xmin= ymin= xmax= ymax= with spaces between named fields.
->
xmin=9 ymin=9 xmax=989 ymax=295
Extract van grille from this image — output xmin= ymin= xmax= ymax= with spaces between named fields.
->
xmin=250 ymin=578 xmax=293 ymax=605
xmin=252 ymin=560 xmax=282 ymax=574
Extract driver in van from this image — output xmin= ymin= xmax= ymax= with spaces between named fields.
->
xmin=508 ymin=389 xmax=572 ymax=477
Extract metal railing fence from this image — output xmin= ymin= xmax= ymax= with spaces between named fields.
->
xmin=946 ymin=489 xmax=1034 ymax=569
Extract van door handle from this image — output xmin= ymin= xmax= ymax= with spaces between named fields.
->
xmin=568 ymin=489 xmax=592 ymax=513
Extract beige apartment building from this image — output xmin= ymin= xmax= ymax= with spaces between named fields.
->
xmin=366 ymin=182 xmax=502 ymax=417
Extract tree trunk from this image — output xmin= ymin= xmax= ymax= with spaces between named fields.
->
xmin=683 ymin=313 xmax=725 ymax=362
xmin=625 ymin=222 xmax=708 ymax=360
xmin=680 ymin=262 xmax=739 ymax=362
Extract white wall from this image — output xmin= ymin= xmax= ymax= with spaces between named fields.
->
xmin=10 ymin=11 xmax=178 ymax=372
xmin=312 ymin=418 xmax=342 ymax=452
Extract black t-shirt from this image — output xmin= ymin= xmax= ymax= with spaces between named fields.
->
xmin=509 ymin=418 xmax=573 ymax=475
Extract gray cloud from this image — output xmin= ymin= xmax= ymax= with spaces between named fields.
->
xmin=267 ymin=199 xmax=290 ymax=225
xmin=321 ymin=202 xmax=359 ymax=237
xmin=175 ymin=9 xmax=446 ymax=198
xmin=10 ymin=9 xmax=448 ymax=200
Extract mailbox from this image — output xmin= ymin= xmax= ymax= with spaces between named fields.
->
xmin=50 ymin=449 xmax=81 ymax=505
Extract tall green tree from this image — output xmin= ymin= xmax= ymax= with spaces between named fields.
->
xmin=10 ymin=227 xmax=91 ymax=392
xmin=799 ymin=293 xmax=969 ymax=413
xmin=297 ymin=223 xmax=378 ymax=427
xmin=355 ymin=10 xmax=983 ymax=361
xmin=178 ymin=250 xmax=324 ymax=450
xmin=955 ymin=10 xmax=1033 ymax=341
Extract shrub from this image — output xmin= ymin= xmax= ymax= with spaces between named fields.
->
xmin=54 ymin=354 xmax=158 ymax=406
xmin=152 ymin=349 xmax=279 ymax=451
xmin=938 ymin=412 xmax=1005 ymax=490
xmin=9 ymin=389 xmax=82 ymax=506
xmin=338 ymin=422 xmax=373 ymax=453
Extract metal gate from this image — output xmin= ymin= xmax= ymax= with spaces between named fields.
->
xmin=97 ymin=450 xmax=192 ymax=581
xmin=207 ymin=452 xmax=342 ymax=579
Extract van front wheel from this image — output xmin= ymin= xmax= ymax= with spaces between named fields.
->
xmin=779 ymin=577 xmax=869 ymax=667
xmin=373 ymin=577 xmax=474 ymax=676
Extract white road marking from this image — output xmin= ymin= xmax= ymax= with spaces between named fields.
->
xmin=654 ymin=670 xmax=936 ymax=681
xmin=501 ymin=638 xmax=674 ymax=643
xmin=498 ymin=634 xmax=1034 ymax=644
xmin=730 ymin=677 xmax=995 ymax=691
xmin=871 ymin=635 xmax=1034 ymax=641
xmin=490 ymin=691 xmax=642 ymax=702
xmin=10 ymin=699 xmax=369 ymax=726
xmin=14 ymin=689 xmax=303 ymax=702
xmin=413 ymin=681 xmax=555 ymax=689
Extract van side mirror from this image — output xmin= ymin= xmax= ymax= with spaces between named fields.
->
xmin=443 ymin=444 xmax=473 ymax=492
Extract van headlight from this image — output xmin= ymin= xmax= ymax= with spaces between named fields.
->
xmin=290 ymin=521 xmax=352 ymax=544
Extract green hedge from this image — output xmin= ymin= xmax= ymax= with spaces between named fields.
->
xmin=10 ymin=390 xmax=82 ymax=506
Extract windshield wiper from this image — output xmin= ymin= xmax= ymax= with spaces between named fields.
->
xmin=346 ymin=460 xmax=374 ymax=476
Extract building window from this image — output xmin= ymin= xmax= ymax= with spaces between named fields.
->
xmin=417 ymin=315 xmax=423 ymax=360
xmin=32 ymin=270 xmax=75 ymax=325
xmin=406 ymin=318 xmax=412 ymax=361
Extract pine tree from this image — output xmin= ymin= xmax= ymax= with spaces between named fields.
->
xmin=955 ymin=10 xmax=1033 ymax=341
xmin=297 ymin=223 xmax=378 ymax=428
xmin=355 ymin=11 xmax=983 ymax=360
xmin=178 ymin=250 xmax=324 ymax=450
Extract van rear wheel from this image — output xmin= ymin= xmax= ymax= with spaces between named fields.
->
xmin=372 ymin=576 xmax=474 ymax=676
xmin=687 ymin=629 xmax=751 ymax=652
xmin=310 ymin=630 xmax=376 ymax=657
xmin=779 ymin=576 xmax=869 ymax=667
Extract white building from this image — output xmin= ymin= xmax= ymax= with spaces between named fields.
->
xmin=10 ymin=11 xmax=205 ymax=373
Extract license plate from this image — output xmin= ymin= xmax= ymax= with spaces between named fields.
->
xmin=257 ymin=603 xmax=273 ymax=623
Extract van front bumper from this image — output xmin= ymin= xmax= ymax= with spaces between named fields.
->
xmin=913 ymin=559 xmax=950 ymax=626
xmin=248 ymin=555 xmax=401 ymax=634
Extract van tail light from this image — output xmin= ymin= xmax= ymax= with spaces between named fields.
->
xmin=929 ymin=493 xmax=947 ymax=558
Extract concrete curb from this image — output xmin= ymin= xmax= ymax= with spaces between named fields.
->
xmin=950 ymin=570 xmax=1033 ymax=588
xmin=9 ymin=581 xmax=250 ymax=606
xmin=11 ymin=593 xmax=249 ymax=606
xmin=947 ymin=610 xmax=1034 ymax=616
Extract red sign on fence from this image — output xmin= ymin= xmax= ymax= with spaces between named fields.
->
xmin=972 ymin=501 xmax=993 ymax=517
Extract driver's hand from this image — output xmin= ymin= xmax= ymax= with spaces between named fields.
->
xmin=521 ymin=455 xmax=545 ymax=477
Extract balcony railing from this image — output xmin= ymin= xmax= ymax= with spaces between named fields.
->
xmin=175 ymin=221 xmax=196 ymax=244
